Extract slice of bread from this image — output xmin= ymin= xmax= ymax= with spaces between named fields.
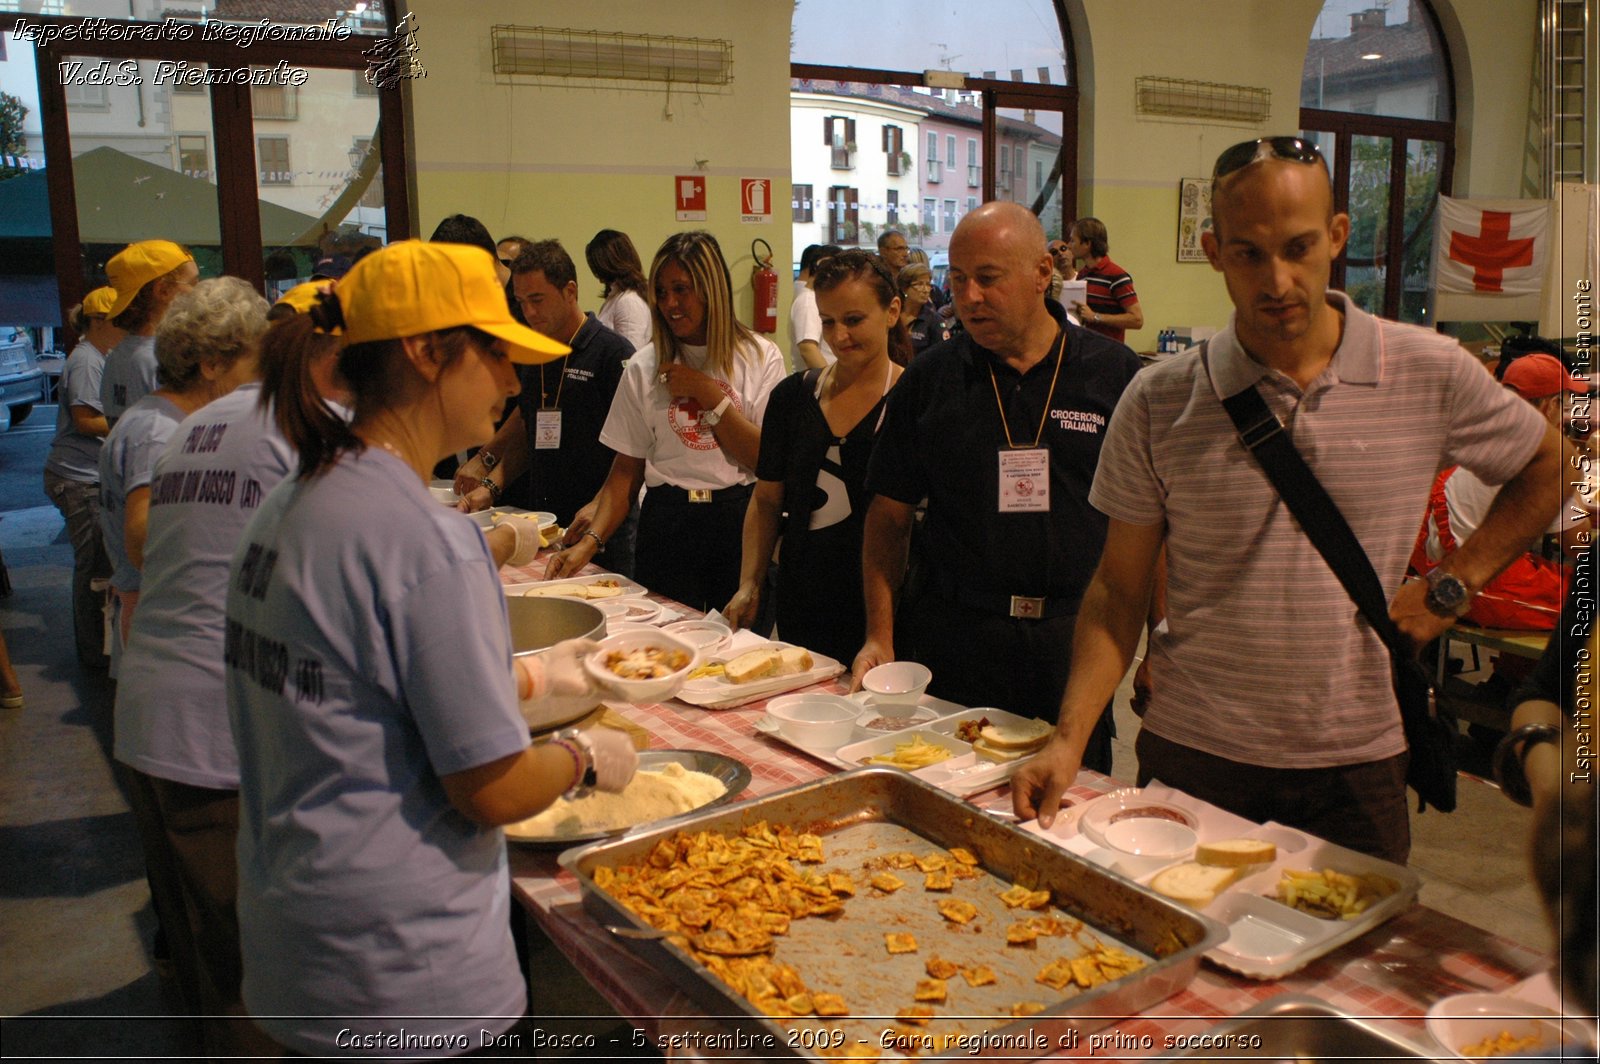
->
xmin=725 ymin=649 xmax=780 ymax=684
xmin=1150 ymin=862 xmax=1240 ymax=907
xmin=1195 ymin=838 xmax=1277 ymax=868
xmin=972 ymin=738 xmax=1030 ymax=763
xmin=978 ymin=719 xmax=1052 ymax=751
xmin=778 ymin=647 xmax=814 ymax=675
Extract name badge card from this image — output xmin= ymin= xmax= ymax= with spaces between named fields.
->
xmin=998 ymin=448 xmax=1050 ymax=512
xmin=534 ymin=409 xmax=562 ymax=450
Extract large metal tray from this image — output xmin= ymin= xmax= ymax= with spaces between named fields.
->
xmin=1154 ymin=993 xmax=1446 ymax=1060
xmin=560 ymin=768 xmax=1228 ymax=1060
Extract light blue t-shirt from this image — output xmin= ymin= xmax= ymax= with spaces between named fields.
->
xmin=225 ymin=447 xmax=529 ymax=1056
xmin=98 ymin=394 xmax=183 ymax=593
xmin=101 ymin=333 xmax=157 ymax=426
xmin=115 ymin=384 xmax=293 ymax=790
xmin=43 ymin=340 xmax=107 ymax=482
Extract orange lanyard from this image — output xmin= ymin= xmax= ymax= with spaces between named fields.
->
xmin=987 ymin=331 xmax=1066 ymax=450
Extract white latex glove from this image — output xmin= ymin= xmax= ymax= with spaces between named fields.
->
xmin=579 ymin=727 xmax=639 ymax=793
xmin=498 ymin=515 xmax=542 ymax=568
xmin=513 ymin=639 xmax=602 ymax=729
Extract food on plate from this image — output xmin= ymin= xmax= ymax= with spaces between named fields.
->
xmin=970 ymin=718 xmax=1053 ymax=763
xmin=915 ymin=853 xmax=946 ymax=873
xmin=600 ymin=644 xmax=691 ymax=681
xmin=863 ymin=715 xmax=921 ymax=732
xmin=1107 ymin=804 xmax=1193 ymax=826
xmin=1195 ymin=838 xmax=1278 ymax=868
xmin=871 ymin=873 xmax=906 ymax=893
xmin=723 ymin=645 xmax=814 ymax=684
xmin=1010 ymin=1001 xmax=1047 ymax=1017
xmin=924 ymin=957 xmax=958 ymax=979
xmin=1150 ymin=861 xmax=1242 ymax=907
xmin=1272 ymin=867 xmax=1398 ymax=920
xmin=825 ymin=872 xmax=855 ymax=896
xmin=935 ymin=898 xmax=978 ymax=923
xmin=523 ymin=578 xmax=625 ymax=600
xmin=953 ymin=716 xmax=992 ymax=743
xmin=896 ymin=1006 xmax=934 ymax=1026
xmin=912 ymin=978 xmax=947 ymax=1003
xmin=948 ymin=847 xmax=979 ymax=867
xmin=923 ymin=870 xmax=954 ymax=892
xmin=961 ymin=965 xmax=996 ymax=987
xmin=509 ymin=761 xmax=723 ymax=839
xmin=1460 ymin=1030 xmax=1546 ymax=1057
xmin=886 ymin=851 xmax=917 ymax=869
xmin=1034 ymin=957 xmax=1075 ymax=990
xmin=863 ymin=734 xmax=953 ymax=770
xmin=687 ymin=662 xmax=725 ymax=680
xmin=884 ymin=932 xmax=918 ymax=954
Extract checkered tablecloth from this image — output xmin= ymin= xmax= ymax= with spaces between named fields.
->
xmin=502 ymin=559 xmax=1553 ymax=1058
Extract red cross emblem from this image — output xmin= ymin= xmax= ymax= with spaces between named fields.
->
xmin=1447 ymin=210 xmax=1535 ymax=292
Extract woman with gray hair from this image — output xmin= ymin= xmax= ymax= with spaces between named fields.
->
xmin=97 ymin=276 xmax=268 ymax=672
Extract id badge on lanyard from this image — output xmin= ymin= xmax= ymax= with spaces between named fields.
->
xmin=998 ymin=448 xmax=1050 ymax=512
xmin=534 ymin=409 xmax=562 ymax=450
xmin=988 ymin=331 xmax=1066 ymax=515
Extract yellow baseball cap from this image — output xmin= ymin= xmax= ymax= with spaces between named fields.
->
xmin=81 ymin=286 xmax=118 ymax=317
xmin=274 ymin=281 xmax=329 ymax=317
xmin=333 ymin=241 xmax=568 ymax=364
xmin=105 ymin=240 xmax=194 ymax=319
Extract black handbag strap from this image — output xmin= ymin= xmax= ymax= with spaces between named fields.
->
xmin=1206 ymin=343 xmax=1413 ymax=664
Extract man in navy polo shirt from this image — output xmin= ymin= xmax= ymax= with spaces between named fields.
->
xmin=855 ymin=201 xmax=1141 ymax=773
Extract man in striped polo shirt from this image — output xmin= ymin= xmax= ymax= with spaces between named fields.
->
xmin=1014 ymin=137 xmax=1569 ymax=863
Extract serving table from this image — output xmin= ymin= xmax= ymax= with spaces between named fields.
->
xmin=499 ymin=558 xmax=1552 ymax=1059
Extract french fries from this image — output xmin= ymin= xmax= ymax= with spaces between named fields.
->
xmin=1273 ymin=867 xmax=1398 ymax=919
xmin=1461 ymin=1029 xmax=1545 ymax=1057
xmin=862 ymin=735 xmax=953 ymax=770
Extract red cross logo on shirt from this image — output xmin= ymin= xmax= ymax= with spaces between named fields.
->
xmin=1448 ymin=210 xmax=1535 ymax=292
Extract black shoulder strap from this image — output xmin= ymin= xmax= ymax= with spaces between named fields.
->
xmin=1207 ymin=342 xmax=1411 ymax=661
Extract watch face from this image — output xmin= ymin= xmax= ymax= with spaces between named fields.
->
xmin=1427 ymin=572 xmax=1470 ymax=615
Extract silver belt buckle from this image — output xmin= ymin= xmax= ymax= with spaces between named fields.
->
xmin=687 ymin=488 xmax=713 ymax=503
xmin=1009 ymin=595 xmax=1045 ymax=619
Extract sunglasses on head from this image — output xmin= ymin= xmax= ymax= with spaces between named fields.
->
xmin=1213 ymin=136 xmax=1326 ymax=179
xmin=498 ymin=257 xmax=515 ymax=267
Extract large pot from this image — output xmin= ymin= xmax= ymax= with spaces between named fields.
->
xmin=507 ymin=596 xmax=607 ymax=732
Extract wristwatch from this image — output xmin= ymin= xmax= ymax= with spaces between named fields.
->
xmin=1424 ymin=569 xmax=1472 ymax=618
xmin=478 ymin=450 xmax=500 ymax=473
xmin=551 ymin=727 xmax=597 ymax=798
xmin=701 ymin=396 xmax=733 ymax=429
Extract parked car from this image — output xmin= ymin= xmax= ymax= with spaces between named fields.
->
xmin=0 ymin=327 xmax=47 ymax=432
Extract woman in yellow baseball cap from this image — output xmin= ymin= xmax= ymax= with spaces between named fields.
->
xmin=43 ymin=286 xmax=124 ymax=667
xmin=228 ymin=240 xmax=645 ymax=1056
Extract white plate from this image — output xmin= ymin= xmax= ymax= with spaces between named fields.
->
xmin=660 ymin=618 xmax=733 ymax=654
xmin=754 ymin=701 xmax=946 ymax=764
xmin=1190 ymin=825 xmax=1421 ymax=979
xmin=599 ymin=598 xmax=663 ymax=625
xmin=505 ymin=573 xmax=648 ymax=601
xmin=583 ymin=630 xmax=699 ymax=703
xmin=1078 ymin=787 xmax=1202 ymax=849
xmin=1425 ymin=993 xmax=1577 ymax=1061
xmin=835 ymin=728 xmax=968 ymax=771
xmin=675 ymin=639 xmax=844 ymax=709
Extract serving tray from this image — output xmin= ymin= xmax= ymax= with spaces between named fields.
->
xmin=562 ymin=768 xmax=1227 ymax=1060
xmin=674 ymin=635 xmax=844 ymax=709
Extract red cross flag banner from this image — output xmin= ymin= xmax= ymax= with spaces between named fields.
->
xmin=1433 ymin=194 xmax=1552 ymax=322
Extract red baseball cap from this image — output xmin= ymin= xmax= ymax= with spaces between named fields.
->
xmin=1503 ymin=353 xmax=1589 ymax=400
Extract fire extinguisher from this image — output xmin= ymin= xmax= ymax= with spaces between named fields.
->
xmin=750 ymin=238 xmax=778 ymax=334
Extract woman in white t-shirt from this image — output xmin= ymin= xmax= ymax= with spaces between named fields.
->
xmin=585 ymin=228 xmax=652 ymax=350
xmin=226 ymin=242 xmax=640 ymax=1057
xmin=548 ymin=231 xmax=785 ymax=613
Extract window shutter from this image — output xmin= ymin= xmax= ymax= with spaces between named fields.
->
xmin=846 ymin=119 xmax=856 ymax=144
xmin=824 ymin=117 xmax=833 ymax=146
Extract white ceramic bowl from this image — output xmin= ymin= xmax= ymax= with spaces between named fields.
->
xmin=1425 ymin=993 xmax=1571 ymax=1061
xmin=765 ymin=693 xmax=860 ymax=748
xmin=861 ymin=661 xmax=932 ymax=717
xmin=583 ymin=630 xmax=699 ymax=703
